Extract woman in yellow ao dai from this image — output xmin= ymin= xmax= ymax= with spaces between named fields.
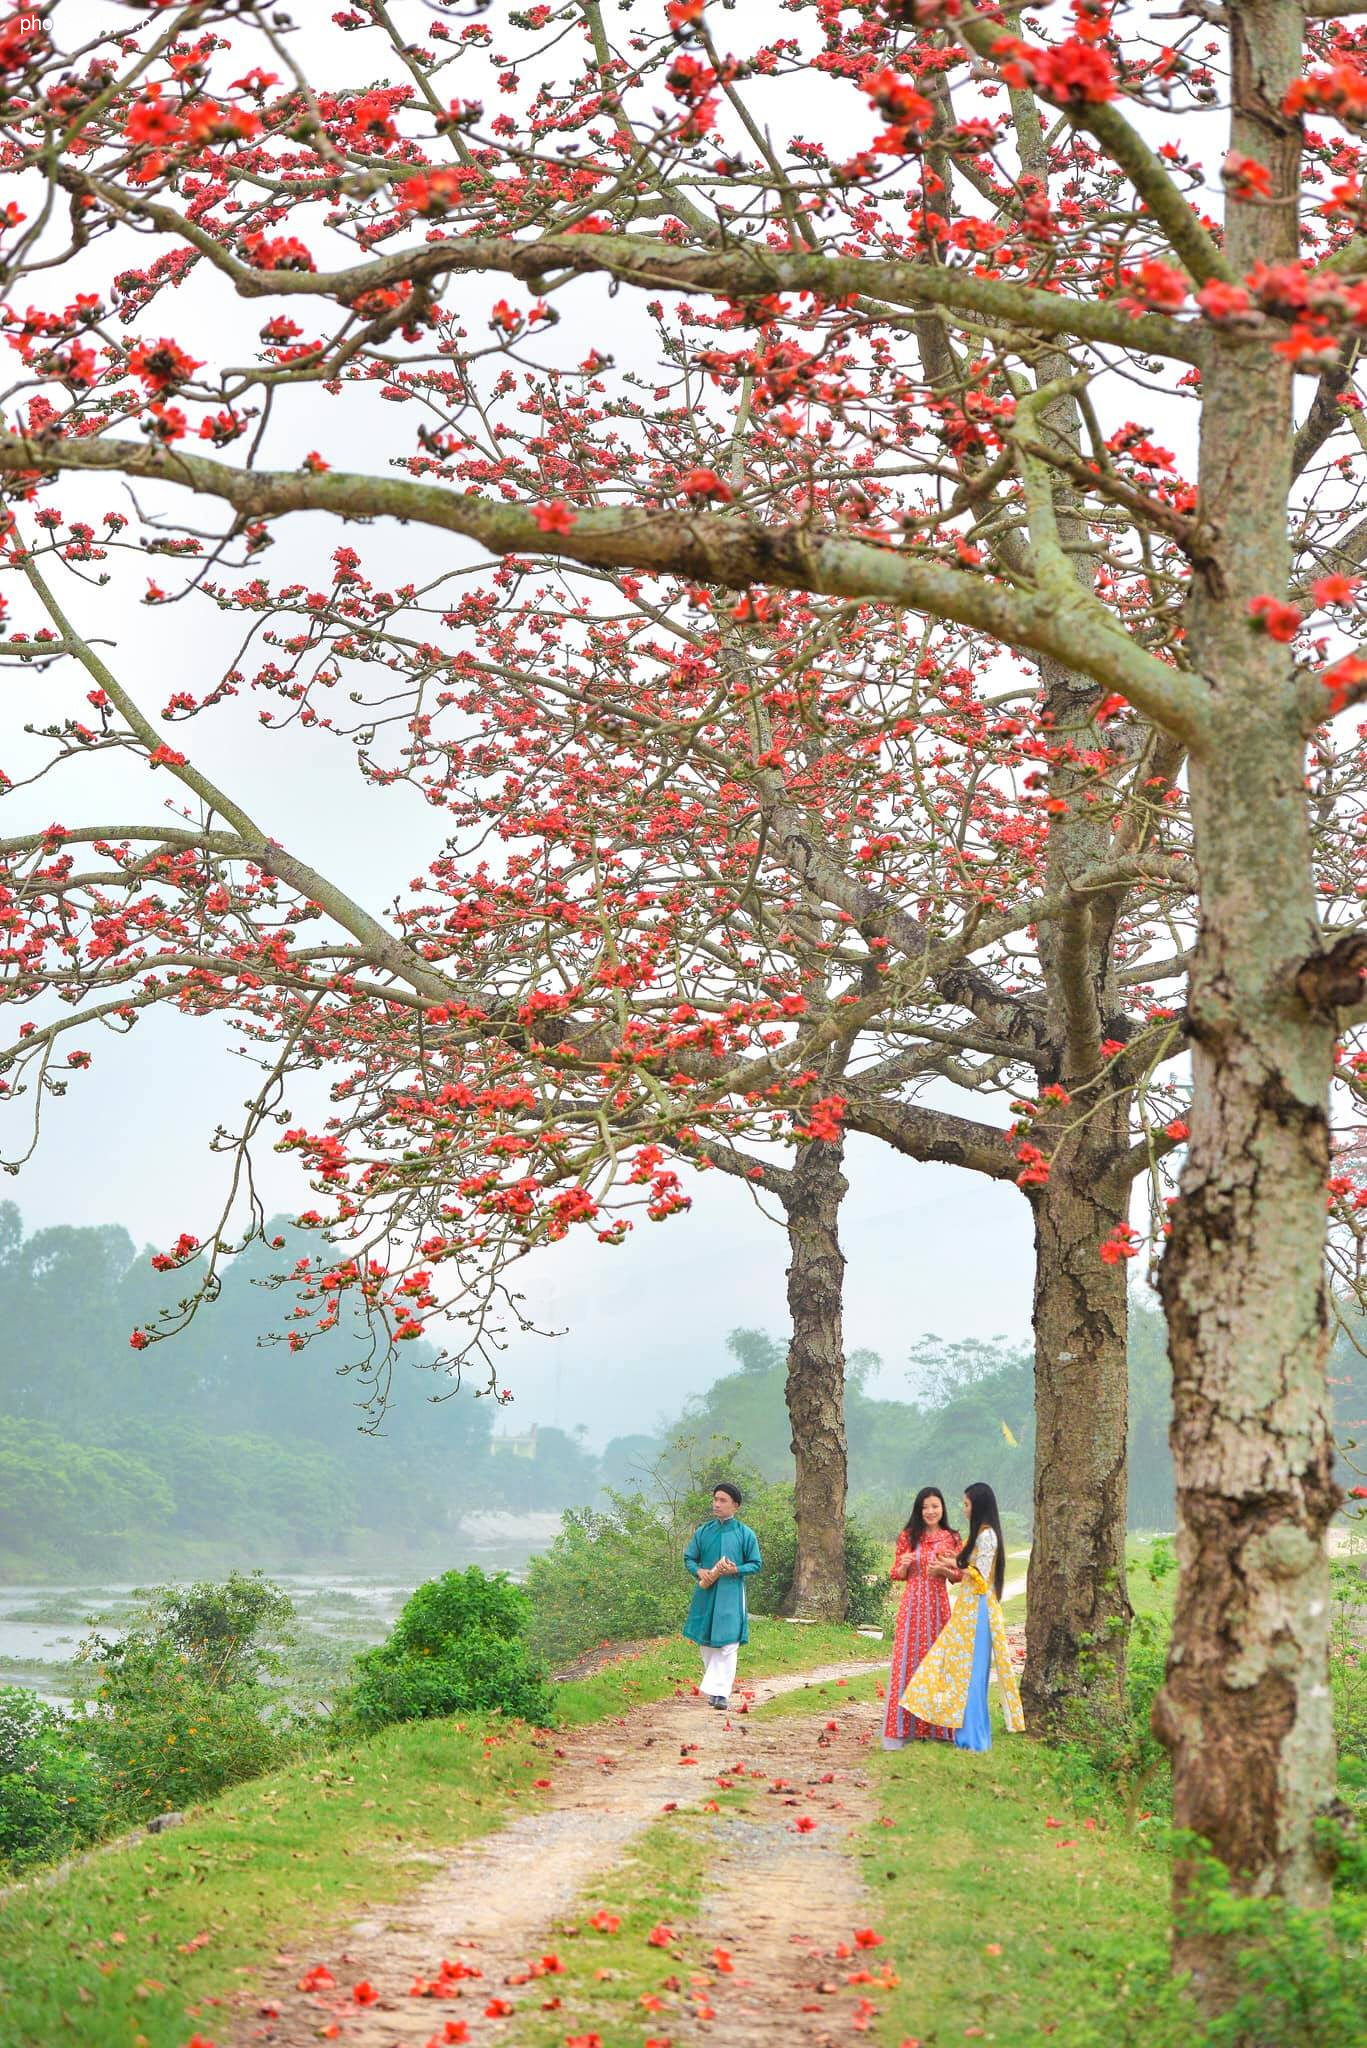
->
xmin=900 ymin=1481 xmax=1023 ymax=1749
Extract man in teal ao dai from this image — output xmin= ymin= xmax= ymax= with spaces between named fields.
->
xmin=683 ymin=1481 xmax=763 ymax=1708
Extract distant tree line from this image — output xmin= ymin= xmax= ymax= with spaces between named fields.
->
xmin=4 ymin=1200 xmax=1360 ymax=1578
xmin=605 ymin=1308 xmax=1366 ymax=1537
xmin=0 ymin=1204 xmax=597 ymax=1576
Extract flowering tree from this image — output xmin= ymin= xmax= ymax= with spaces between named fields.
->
xmin=1 ymin=0 xmax=1365 ymax=1978
xmin=256 ymin=533 xmax=1193 ymax=1704
xmin=1 ymin=499 xmax=1195 ymax=1693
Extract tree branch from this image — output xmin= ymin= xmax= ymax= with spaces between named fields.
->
xmin=841 ymin=1096 xmax=1018 ymax=1183
xmin=0 ymin=435 xmax=1211 ymax=747
xmin=63 ymin=187 xmax=1205 ymax=366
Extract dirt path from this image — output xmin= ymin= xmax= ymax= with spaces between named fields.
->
xmin=229 ymin=1660 xmax=886 ymax=2048
xmin=688 ymin=1694 xmax=885 ymax=2046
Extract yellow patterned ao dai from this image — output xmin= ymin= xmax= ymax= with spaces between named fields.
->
xmin=899 ymin=1528 xmax=1024 ymax=1735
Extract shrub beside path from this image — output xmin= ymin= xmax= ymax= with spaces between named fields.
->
xmin=226 ymin=1659 xmax=887 ymax=2048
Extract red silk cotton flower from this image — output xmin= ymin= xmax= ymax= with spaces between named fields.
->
xmin=531 ymin=500 xmax=577 ymax=535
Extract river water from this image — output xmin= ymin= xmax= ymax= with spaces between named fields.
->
xmin=0 ymin=1510 xmax=564 ymax=1703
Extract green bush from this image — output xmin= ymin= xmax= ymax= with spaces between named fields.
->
xmin=1053 ymin=1619 xmax=1171 ymax=1823
xmin=525 ymin=1492 xmax=686 ymax=1663
xmin=77 ymin=1643 xmax=284 ymax=1818
xmin=380 ymin=1564 xmax=530 ymax=1657
xmin=1173 ymin=1853 xmax=1367 ymax=2045
xmin=125 ymin=1570 xmax=295 ymax=1687
xmin=74 ymin=1573 xmax=296 ymax=1821
xmin=340 ymin=1567 xmax=554 ymax=1733
xmin=525 ymin=1436 xmax=887 ymax=1663
xmin=753 ymin=1504 xmax=888 ymax=1629
xmin=0 ymin=1689 xmax=103 ymax=1871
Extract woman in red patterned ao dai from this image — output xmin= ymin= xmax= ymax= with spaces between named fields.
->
xmin=882 ymin=1485 xmax=960 ymax=1749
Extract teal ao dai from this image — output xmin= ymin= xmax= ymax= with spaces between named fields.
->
xmin=682 ymin=1517 xmax=762 ymax=1645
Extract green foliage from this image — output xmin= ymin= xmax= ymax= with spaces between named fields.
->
xmin=78 ymin=1645 xmax=285 ymax=1819
xmin=0 ymin=1689 xmax=102 ymax=1871
xmin=0 ymin=1419 xmax=173 ymax=1571
xmin=750 ymin=1497 xmax=889 ymax=1627
xmin=378 ymin=1564 xmax=530 ymax=1655
xmin=525 ymin=1490 xmax=688 ymax=1662
xmin=341 ymin=1567 xmax=554 ymax=1733
xmin=117 ymin=1570 xmax=295 ymax=1687
xmin=1329 ymin=1553 xmax=1367 ymax=1781
xmin=72 ymin=1573 xmax=298 ymax=1820
xmin=1052 ymin=1538 xmax=1174 ymax=1821
xmin=726 ymin=1327 xmax=785 ymax=1374
xmin=472 ymin=1423 xmax=601 ymax=1510
xmin=1054 ymin=1533 xmax=1365 ymax=1852
xmin=525 ymin=1435 xmax=886 ymax=1661
xmin=0 ymin=1203 xmax=528 ymax=1577
xmin=1170 ymin=1853 xmax=1367 ymax=2046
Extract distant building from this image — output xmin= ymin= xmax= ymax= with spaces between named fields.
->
xmin=489 ymin=1425 xmax=538 ymax=1461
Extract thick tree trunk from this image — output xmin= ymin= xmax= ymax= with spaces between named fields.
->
xmin=1156 ymin=709 xmax=1341 ymax=1969
xmin=1023 ymin=1125 xmax=1132 ymax=1727
xmin=1152 ymin=1 xmax=1341 ymax=1987
xmin=781 ymin=1133 xmax=849 ymax=1618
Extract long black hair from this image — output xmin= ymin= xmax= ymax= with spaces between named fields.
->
xmin=902 ymin=1486 xmax=959 ymax=1549
xmin=957 ymin=1481 xmax=1005 ymax=1596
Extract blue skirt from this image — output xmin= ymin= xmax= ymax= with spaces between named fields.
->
xmin=953 ymin=1597 xmax=993 ymax=1752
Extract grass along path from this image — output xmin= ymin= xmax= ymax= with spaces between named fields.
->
xmin=224 ymin=1657 xmax=886 ymax=2048
xmin=1 ymin=1603 xmax=1184 ymax=2048
xmin=0 ymin=1620 xmax=872 ymax=2048
xmin=221 ymin=1659 xmax=1173 ymax=2048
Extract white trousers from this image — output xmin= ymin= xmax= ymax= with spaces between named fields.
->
xmin=700 ymin=1641 xmax=738 ymax=1698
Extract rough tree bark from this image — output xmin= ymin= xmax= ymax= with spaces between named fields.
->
xmin=1153 ymin=0 xmax=1342 ymax=1981
xmin=1024 ymin=1118 xmax=1132 ymax=1725
xmin=780 ymin=1131 xmax=850 ymax=1618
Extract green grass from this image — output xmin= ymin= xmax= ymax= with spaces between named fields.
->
xmin=1126 ymin=1533 xmax=1178 ymax=1624
xmin=0 ymin=1715 xmax=555 ymax=2048
xmin=862 ymin=1709 xmax=1189 ymax=2047
xmin=0 ymin=1619 xmax=878 ymax=2048
xmin=754 ymin=1665 xmax=884 ymax=1716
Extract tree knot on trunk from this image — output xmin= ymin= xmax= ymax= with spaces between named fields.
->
xmin=1294 ymin=931 xmax=1367 ymax=1014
